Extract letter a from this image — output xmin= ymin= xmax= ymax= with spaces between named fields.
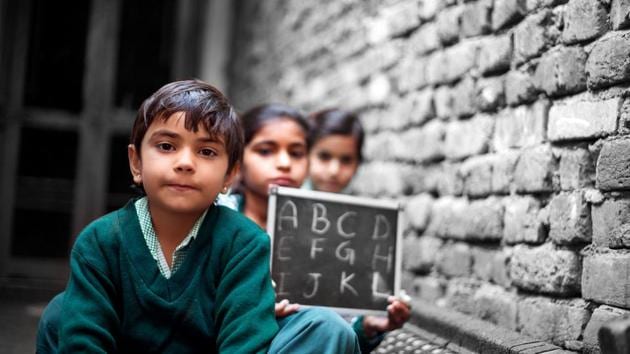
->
xmin=278 ymin=201 xmax=298 ymax=231
xmin=311 ymin=203 xmax=331 ymax=235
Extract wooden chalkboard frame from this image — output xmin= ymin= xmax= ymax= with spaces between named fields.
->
xmin=267 ymin=186 xmax=403 ymax=316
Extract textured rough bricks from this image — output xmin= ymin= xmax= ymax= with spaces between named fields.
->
xmin=426 ymin=51 xmax=448 ymax=85
xmin=582 ymin=251 xmax=630 ymax=309
xmin=493 ymin=100 xmax=549 ymax=152
xmin=460 ymin=154 xmax=493 ymax=197
xmin=548 ymin=191 xmax=592 ymax=245
xmin=591 ymin=198 xmax=630 ymax=248
xmin=561 ymin=0 xmax=609 ymax=44
xmin=471 ymin=246 xmax=501 ymax=282
xmin=492 ymin=151 xmax=519 ymax=194
xmin=427 ymin=196 xmax=468 ymax=239
xmin=437 ymin=242 xmax=473 ymax=277
xmin=394 ymin=53 xmax=428 ymax=93
xmin=493 ymin=0 xmax=527 ymax=30
xmin=510 ymin=243 xmax=581 ymax=295
xmin=401 ymin=165 xmax=436 ymax=195
xmin=465 ymin=197 xmax=504 ymax=241
xmin=433 ymin=85 xmax=453 ymax=119
xmin=409 ymin=89 xmax=435 ymax=125
xmin=351 ymin=161 xmax=405 ymax=197
xmin=491 ymin=248 xmax=512 ymax=287
xmin=436 ymin=162 xmax=464 ymax=196
xmin=409 ymin=276 xmax=445 ymax=302
xmin=444 ymin=41 xmax=478 ymax=83
xmin=367 ymin=74 xmax=392 ymax=105
xmin=418 ymin=0 xmax=441 ymax=20
xmin=548 ymin=96 xmax=618 ymax=142
xmin=436 ymin=5 xmax=463 ymax=45
xmin=444 ymin=279 xmax=480 ymax=315
xmin=526 ymin=0 xmax=567 ymax=11
xmin=386 ymin=94 xmax=415 ymax=130
xmin=478 ymin=34 xmax=512 ymax=76
xmin=611 ymin=0 xmax=630 ymax=30
xmin=404 ymin=193 xmax=434 ymax=231
xmin=444 ymin=115 xmax=493 ymax=160
xmin=505 ymin=66 xmax=538 ymax=106
xmin=363 ymin=131 xmax=397 ymax=161
xmin=513 ymin=9 xmax=560 ymax=63
xmin=583 ymin=305 xmax=630 ymax=353
xmin=476 ymin=76 xmax=505 ymax=112
xmin=407 ymin=235 xmax=444 ymax=274
xmin=503 ymin=196 xmax=546 ymax=244
xmin=410 ymin=22 xmax=440 ymax=55
xmin=403 ymin=234 xmax=424 ymax=272
xmin=586 ymin=31 xmax=630 ymax=90
xmin=398 ymin=128 xmax=425 ymax=161
xmin=596 ymin=138 xmax=630 ymax=191
xmin=517 ymin=297 xmax=592 ymax=346
xmin=379 ymin=1 xmax=422 ymax=38
xmin=472 ymin=284 xmax=518 ymax=330
xmin=461 ymin=0 xmax=492 ymax=38
xmin=558 ymin=148 xmax=595 ymax=190
xmin=452 ymin=77 xmax=476 ymax=117
xmin=535 ymin=46 xmax=587 ymax=97
xmin=415 ymin=121 xmax=445 ymax=163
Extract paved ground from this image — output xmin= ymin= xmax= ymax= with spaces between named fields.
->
xmin=0 ymin=298 xmax=46 ymax=354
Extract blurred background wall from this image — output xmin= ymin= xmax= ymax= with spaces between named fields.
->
xmin=228 ymin=0 xmax=630 ymax=352
xmin=0 ymin=0 xmax=232 ymax=287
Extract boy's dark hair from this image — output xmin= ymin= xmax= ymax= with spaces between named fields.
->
xmin=130 ymin=79 xmax=243 ymax=173
xmin=240 ymin=103 xmax=311 ymax=149
xmin=307 ymin=108 xmax=364 ymax=162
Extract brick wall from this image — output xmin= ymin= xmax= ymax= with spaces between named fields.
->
xmin=228 ymin=0 xmax=630 ymax=351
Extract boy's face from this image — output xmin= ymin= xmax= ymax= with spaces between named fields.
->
xmin=128 ymin=112 xmax=236 ymax=216
xmin=241 ymin=118 xmax=308 ymax=198
xmin=308 ymin=134 xmax=359 ymax=193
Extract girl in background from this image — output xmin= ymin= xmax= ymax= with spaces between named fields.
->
xmin=232 ymin=104 xmax=409 ymax=353
xmin=306 ymin=108 xmax=364 ymax=193
xmin=307 ymin=108 xmax=411 ymax=351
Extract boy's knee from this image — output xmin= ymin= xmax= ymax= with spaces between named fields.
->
xmin=299 ymin=308 xmax=356 ymax=338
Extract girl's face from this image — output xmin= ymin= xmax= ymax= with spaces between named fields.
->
xmin=308 ymin=134 xmax=359 ymax=193
xmin=241 ymin=117 xmax=309 ymax=198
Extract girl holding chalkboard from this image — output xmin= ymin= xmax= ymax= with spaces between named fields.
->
xmin=306 ymin=108 xmax=412 ymax=351
xmin=223 ymin=103 xmax=360 ymax=353
xmin=221 ymin=104 xmax=410 ymax=353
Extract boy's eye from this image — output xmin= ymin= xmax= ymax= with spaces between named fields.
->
xmin=200 ymin=148 xmax=217 ymax=157
xmin=157 ymin=143 xmax=175 ymax=151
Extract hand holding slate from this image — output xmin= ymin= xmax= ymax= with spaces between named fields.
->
xmin=275 ymin=299 xmax=300 ymax=318
xmin=362 ymin=293 xmax=411 ymax=338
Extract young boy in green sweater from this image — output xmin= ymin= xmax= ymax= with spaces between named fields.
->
xmin=36 ymin=80 xmax=278 ymax=353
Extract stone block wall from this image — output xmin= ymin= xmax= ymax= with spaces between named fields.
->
xmin=228 ymin=0 xmax=630 ymax=351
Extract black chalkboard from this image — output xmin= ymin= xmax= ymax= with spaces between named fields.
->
xmin=267 ymin=186 xmax=402 ymax=315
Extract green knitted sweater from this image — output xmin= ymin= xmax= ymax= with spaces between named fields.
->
xmin=58 ymin=200 xmax=278 ymax=353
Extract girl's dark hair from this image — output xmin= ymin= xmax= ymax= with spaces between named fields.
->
xmin=240 ymin=103 xmax=311 ymax=148
xmin=130 ymin=79 xmax=243 ymax=173
xmin=308 ymin=108 xmax=364 ymax=162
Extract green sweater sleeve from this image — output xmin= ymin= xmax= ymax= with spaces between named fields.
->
xmin=214 ymin=228 xmax=279 ymax=353
xmin=58 ymin=225 xmax=120 ymax=353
